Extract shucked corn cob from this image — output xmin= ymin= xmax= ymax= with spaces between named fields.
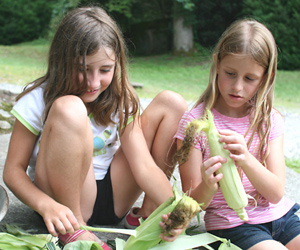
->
xmin=123 ymin=183 xmax=201 ymax=250
xmin=189 ymin=109 xmax=249 ymax=221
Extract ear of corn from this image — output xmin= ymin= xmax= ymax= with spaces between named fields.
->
xmin=123 ymin=183 xmax=201 ymax=250
xmin=189 ymin=109 xmax=248 ymax=221
xmin=163 ymin=195 xmax=201 ymax=235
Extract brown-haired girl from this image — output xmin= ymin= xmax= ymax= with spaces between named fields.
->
xmin=3 ymin=6 xmax=187 ymax=248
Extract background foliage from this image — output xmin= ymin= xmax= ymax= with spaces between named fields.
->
xmin=0 ymin=0 xmax=54 ymax=45
xmin=0 ymin=0 xmax=300 ymax=69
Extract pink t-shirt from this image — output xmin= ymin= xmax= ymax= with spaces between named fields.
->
xmin=174 ymin=103 xmax=295 ymax=231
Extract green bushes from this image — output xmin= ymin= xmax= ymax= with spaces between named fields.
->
xmin=0 ymin=0 xmax=54 ymax=45
xmin=1 ymin=0 xmax=300 ymax=69
xmin=242 ymin=0 xmax=300 ymax=70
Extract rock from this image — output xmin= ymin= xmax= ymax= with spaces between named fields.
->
xmin=0 ymin=110 xmax=11 ymax=118
xmin=0 ymin=121 xmax=11 ymax=130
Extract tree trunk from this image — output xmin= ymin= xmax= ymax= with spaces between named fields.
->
xmin=173 ymin=16 xmax=194 ymax=54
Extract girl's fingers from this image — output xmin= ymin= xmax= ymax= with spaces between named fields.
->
xmin=161 ymin=213 xmax=170 ymax=223
xmin=44 ymin=212 xmax=79 ymax=237
xmin=218 ymin=129 xmax=234 ymax=136
xmin=60 ymin=217 xmax=77 ymax=235
xmin=45 ymin=217 xmax=67 ymax=236
xmin=159 ymin=214 xmax=185 ymax=242
xmin=204 ymin=162 xmax=220 ymax=177
xmin=203 ymin=156 xmax=227 ymax=170
xmin=66 ymin=213 xmax=80 ymax=231
xmin=212 ymin=172 xmax=223 ymax=183
xmin=159 ymin=223 xmax=184 ymax=242
xmin=159 ymin=230 xmax=182 ymax=242
xmin=45 ymin=220 xmax=58 ymax=237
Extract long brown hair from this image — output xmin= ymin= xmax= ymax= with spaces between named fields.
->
xmin=17 ymin=6 xmax=139 ymax=134
xmin=195 ymin=18 xmax=278 ymax=165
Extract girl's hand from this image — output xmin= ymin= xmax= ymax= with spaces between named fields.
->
xmin=40 ymin=200 xmax=80 ymax=237
xmin=201 ymin=155 xmax=225 ymax=195
xmin=159 ymin=213 xmax=184 ymax=242
xmin=218 ymin=129 xmax=250 ymax=168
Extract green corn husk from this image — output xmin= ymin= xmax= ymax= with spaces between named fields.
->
xmin=85 ymin=183 xmax=242 ymax=249
xmin=63 ymin=241 xmax=105 ymax=250
xmin=123 ymin=183 xmax=200 ymax=250
xmin=1 ymin=213 xmax=243 ymax=250
xmin=188 ymin=109 xmax=249 ymax=221
xmin=0 ymin=224 xmax=59 ymax=250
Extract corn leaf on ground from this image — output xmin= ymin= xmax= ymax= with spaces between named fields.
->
xmin=0 ymin=181 xmax=241 ymax=250
xmin=115 ymin=232 xmax=242 ymax=250
xmin=0 ymin=225 xmax=59 ymax=250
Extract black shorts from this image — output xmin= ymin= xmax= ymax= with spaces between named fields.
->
xmin=87 ymin=167 xmax=124 ymax=226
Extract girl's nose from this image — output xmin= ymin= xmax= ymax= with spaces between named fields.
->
xmin=232 ymin=77 xmax=243 ymax=91
xmin=88 ymin=72 xmax=101 ymax=88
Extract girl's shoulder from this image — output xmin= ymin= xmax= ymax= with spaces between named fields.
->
xmin=184 ymin=103 xmax=205 ymax=121
xmin=12 ymin=83 xmax=46 ymax=135
xmin=15 ymin=84 xmax=45 ymax=107
xmin=270 ymin=108 xmax=284 ymax=125
xmin=20 ymin=83 xmax=45 ymax=100
xmin=270 ymin=108 xmax=285 ymax=136
xmin=176 ymin=103 xmax=205 ymax=134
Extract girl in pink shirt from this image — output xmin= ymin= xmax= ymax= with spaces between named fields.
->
xmin=174 ymin=19 xmax=300 ymax=249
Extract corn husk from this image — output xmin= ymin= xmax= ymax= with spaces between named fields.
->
xmin=1 ymin=181 xmax=242 ymax=250
xmin=85 ymin=183 xmax=242 ymax=249
xmin=0 ymin=224 xmax=59 ymax=250
xmin=188 ymin=109 xmax=249 ymax=221
xmin=123 ymin=182 xmax=200 ymax=250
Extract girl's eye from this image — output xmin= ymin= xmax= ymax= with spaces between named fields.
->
xmin=245 ymin=76 xmax=254 ymax=81
xmin=101 ymin=68 xmax=111 ymax=73
xmin=79 ymin=66 xmax=88 ymax=72
xmin=226 ymin=71 xmax=235 ymax=76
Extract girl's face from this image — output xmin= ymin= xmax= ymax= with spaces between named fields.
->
xmin=78 ymin=47 xmax=116 ymax=108
xmin=215 ymin=54 xmax=265 ymax=117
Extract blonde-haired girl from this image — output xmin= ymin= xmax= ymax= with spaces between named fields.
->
xmin=174 ymin=19 xmax=300 ymax=249
xmin=3 ymin=6 xmax=187 ymax=248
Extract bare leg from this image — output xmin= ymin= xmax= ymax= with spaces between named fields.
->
xmin=249 ymin=240 xmax=287 ymax=250
xmin=34 ymin=96 xmax=98 ymax=240
xmin=111 ymin=90 xmax=187 ymax=218
xmin=286 ymin=234 xmax=300 ymax=250
xmin=138 ymin=91 xmax=187 ymax=216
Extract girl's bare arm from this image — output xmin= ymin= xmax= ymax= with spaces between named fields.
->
xmin=177 ymin=140 xmax=224 ymax=210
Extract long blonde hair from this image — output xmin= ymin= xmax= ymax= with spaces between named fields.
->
xmin=195 ymin=18 xmax=278 ymax=164
xmin=17 ymin=6 xmax=139 ymax=135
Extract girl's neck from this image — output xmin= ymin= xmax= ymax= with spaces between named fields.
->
xmin=213 ymin=99 xmax=250 ymax=118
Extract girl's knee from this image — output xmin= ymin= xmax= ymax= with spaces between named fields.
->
xmin=49 ymin=96 xmax=88 ymax=124
xmin=155 ymin=90 xmax=188 ymax=112
xmin=47 ymin=95 xmax=91 ymax=136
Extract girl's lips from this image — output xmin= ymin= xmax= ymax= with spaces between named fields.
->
xmin=87 ymin=89 xmax=99 ymax=95
xmin=229 ymin=94 xmax=242 ymax=100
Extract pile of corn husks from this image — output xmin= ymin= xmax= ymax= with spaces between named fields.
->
xmin=0 ymin=184 xmax=241 ymax=250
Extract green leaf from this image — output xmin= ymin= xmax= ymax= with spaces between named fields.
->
xmin=147 ymin=233 xmax=242 ymax=250
xmin=63 ymin=240 xmax=104 ymax=250
xmin=81 ymin=225 xmax=136 ymax=237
